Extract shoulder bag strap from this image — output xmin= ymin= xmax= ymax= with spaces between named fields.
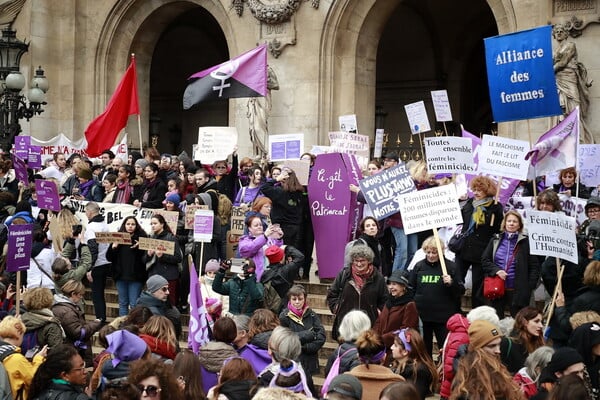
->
xmin=32 ymin=257 xmax=54 ymax=282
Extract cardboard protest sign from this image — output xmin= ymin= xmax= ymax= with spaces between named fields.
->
xmin=484 ymin=25 xmax=561 ymax=122
xmin=527 ymin=210 xmax=577 ymax=264
xmin=358 ymin=163 xmax=416 ymax=221
xmin=185 ymin=204 xmax=207 ymax=229
xmin=6 ymin=224 xmax=33 ymax=272
xmin=137 ymin=237 xmax=175 ymax=255
xmin=398 ymin=185 xmax=463 ymax=235
xmin=424 ymin=137 xmax=474 ymax=174
xmin=194 ymin=209 xmax=214 ymax=242
xmin=269 ymin=133 xmax=304 ymax=161
xmin=194 ymin=127 xmax=238 ymax=164
xmin=578 ymin=144 xmax=600 ymax=187
xmin=94 ymin=232 xmax=132 ymax=245
xmin=430 ymin=90 xmax=453 ymax=122
xmin=328 ymin=131 xmax=369 ymax=170
xmin=12 ymin=155 xmax=29 ymax=184
xmin=339 ymin=114 xmax=358 ymax=133
xmin=14 ymin=136 xmax=30 ymax=160
xmin=230 ymin=206 xmax=246 ymax=235
xmin=404 ymin=101 xmax=431 ymax=134
xmin=35 ymin=179 xmax=61 ymax=212
xmin=152 ymin=210 xmax=180 ymax=236
xmin=309 ymin=153 xmax=361 ymax=278
xmin=478 ymin=135 xmax=530 ymax=181
xmin=281 ymin=159 xmax=310 ymax=186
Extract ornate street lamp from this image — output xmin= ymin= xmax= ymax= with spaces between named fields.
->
xmin=0 ymin=27 xmax=49 ymax=152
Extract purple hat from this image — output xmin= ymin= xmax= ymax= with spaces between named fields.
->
xmin=106 ymin=330 xmax=148 ymax=367
xmin=205 ymin=259 xmax=220 ymax=273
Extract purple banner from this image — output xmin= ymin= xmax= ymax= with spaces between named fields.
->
xmin=28 ymin=146 xmax=42 ymax=169
xmin=341 ymin=153 xmax=362 ymax=240
xmin=35 ymin=179 xmax=61 ymax=212
xmin=6 ymin=224 xmax=33 ymax=272
xmin=358 ymin=163 xmax=416 ymax=221
xmin=193 ymin=210 xmax=214 ymax=242
xmin=462 ymin=129 xmax=519 ymax=205
xmin=14 ymin=136 xmax=30 ymax=160
xmin=309 ymin=153 xmax=359 ymax=278
xmin=12 ymin=155 xmax=29 ymax=184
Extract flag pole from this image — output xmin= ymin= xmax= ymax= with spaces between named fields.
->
xmin=131 ymin=53 xmax=144 ymax=152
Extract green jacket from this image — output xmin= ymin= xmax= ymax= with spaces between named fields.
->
xmin=54 ymin=242 xmax=91 ymax=292
xmin=212 ymin=271 xmax=264 ymax=316
xmin=20 ymin=309 xmax=65 ymax=348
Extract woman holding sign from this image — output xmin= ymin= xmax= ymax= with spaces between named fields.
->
xmin=481 ymin=210 xmax=540 ymax=318
xmin=454 ymin=176 xmax=503 ymax=308
xmin=146 ymin=214 xmax=183 ymax=306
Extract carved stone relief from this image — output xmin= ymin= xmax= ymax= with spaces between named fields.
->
xmin=549 ymin=0 xmax=600 ymax=36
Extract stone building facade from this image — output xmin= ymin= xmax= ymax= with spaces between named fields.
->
xmin=6 ymin=0 xmax=600 ymax=158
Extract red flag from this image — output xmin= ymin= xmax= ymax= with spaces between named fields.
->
xmin=85 ymin=56 xmax=139 ymax=157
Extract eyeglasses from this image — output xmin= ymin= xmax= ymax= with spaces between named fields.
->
xmin=70 ymin=362 xmax=86 ymax=372
xmin=352 ymin=258 xmax=368 ymax=265
xmin=160 ymin=287 xmax=169 ymax=292
xmin=588 ymin=209 xmax=600 ymax=214
xmin=137 ymin=385 xmax=161 ymax=397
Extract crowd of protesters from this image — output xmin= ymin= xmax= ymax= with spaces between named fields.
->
xmin=0 ymin=146 xmax=598 ymax=400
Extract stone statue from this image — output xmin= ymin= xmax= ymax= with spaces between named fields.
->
xmin=552 ymin=23 xmax=594 ymax=143
xmin=247 ymin=65 xmax=279 ymax=156
xmin=0 ymin=0 xmax=26 ymax=28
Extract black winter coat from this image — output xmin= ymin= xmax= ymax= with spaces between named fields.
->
xmin=108 ymin=231 xmax=147 ymax=282
xmin=326 ymin=267 xmax=387 ymax=341
xmin=456 ymin=198 xmax=503 ymax=263
xmin=481 ymin=233 xmax=540 ymax=310
xmin=32 ymin=381 xmax=90 ymax=400
xmin=138 ymin=179 xmax=167 ymax=209
xmin=279 ymin=307 xmax=326 ymax=373
xmin=145 ymin=230 xmax=182 ymax=281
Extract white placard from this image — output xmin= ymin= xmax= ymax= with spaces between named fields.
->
xmin=527 ymin=210 xmax=578 ymax=264
xmin=329 ymin=131 xmax=369 ymax=170
xmin=398 ymin=184 xmax=463 ymax=234
xmin=268 ymin=133 xmax=304 ymax=162
xmin=431 ymin=90 xmax=453 ymax=122
xmin=579 ymin=144 xmax=600 ymax=187
xmin=194 ymin=126 xmax=238 ymax=164
xmin=338 ymin=114 xmax=358 ymax=133
xmin=478 ymin=135 xmax=530 ymax=181
xmin=404 ymin=101 xmax=431 ymax=134
xmin=194 ymin=209 xmax=215 ymax=243
xmin=425 ymin=136 xmax=474 ymax=174
xmin=374 ymin=129 xmax=384 ymax=158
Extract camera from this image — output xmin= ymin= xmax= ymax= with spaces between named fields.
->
xmin=228 ymin=258 xmax=246 ymax=274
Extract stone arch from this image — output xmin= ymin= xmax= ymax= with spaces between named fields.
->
xmin=92 ymin=0 xmax=236 ymax=147
xmin=318 ymin=0 xmax=517 ymax=143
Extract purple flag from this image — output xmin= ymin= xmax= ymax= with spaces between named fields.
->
xmin=525 ymin=107 xmax=579 ymax=176
xmin=35 ymin=179 xmax=61 ymax=212
xmin=183 ymin=44 xmax=267 ymax=109
xmin=461 ymin=129 xmax=520 ymax=205
xmin=188 ymin=260 xmax=209 ymax=353
xmin=6 ymin=224 xmax=33 ymax=272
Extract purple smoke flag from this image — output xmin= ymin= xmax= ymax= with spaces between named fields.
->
xmin=188 ymin=261 xmax=209 ymax=353
xmin=183 ymin=44 xmax=267 ymax=109
xmin=525 ymin=106 xmax=579 ymax=176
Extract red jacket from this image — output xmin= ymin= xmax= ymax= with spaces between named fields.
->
xmin=439 ymin=313 xmax=469 ymax=399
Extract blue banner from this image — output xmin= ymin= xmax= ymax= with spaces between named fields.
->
xmin=484 ymin=25 xmax=562 ymax=122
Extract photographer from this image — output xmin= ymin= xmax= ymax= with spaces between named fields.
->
xmin=212 ymin=259 xmax=264 ymax=316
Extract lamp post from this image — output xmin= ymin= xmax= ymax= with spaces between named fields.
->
xmin=0 ymin=27 xmax=49 ymax=152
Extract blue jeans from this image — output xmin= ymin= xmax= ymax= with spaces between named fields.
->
xmin=391 ymin=227 xmax=418 ymax=272
xmin=115 ymin=280 xmax=143 ymax=316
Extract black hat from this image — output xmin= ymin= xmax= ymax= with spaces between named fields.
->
xmin=547 ymin=347 xmax=584 ymax=374
xmin=383 ymin=152 xmax=399 ymax=162
xmin=328 ymin=374 xmax=362 ymax=400
xmin=387 ymin=270 xmax=412 ymax=289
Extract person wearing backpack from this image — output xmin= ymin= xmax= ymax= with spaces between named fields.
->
xmin=0 ymin=316 xmax=48 ymax=400
xmin=261 ymin=245 xmax=304 ymax=312
xmin=20 ymin=288 xmax=65 ymax=355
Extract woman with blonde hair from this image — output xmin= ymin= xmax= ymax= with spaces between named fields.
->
xmin=139 ymin=315 xmax=177 ymax=362
xmin=482 ymin=210 xmax=540 ymax=318
xmin=453 ymin=175 xmax=504 ymax=308
xmin=52 ymin=279 xmax=102 ymax=365
xmin=0 ymin=315 xmax=48 ymax=399
xmin=20 ymin=287 xmax=64 ymax=351
xmin=347 ymin=329 xmax=404 ymax=398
